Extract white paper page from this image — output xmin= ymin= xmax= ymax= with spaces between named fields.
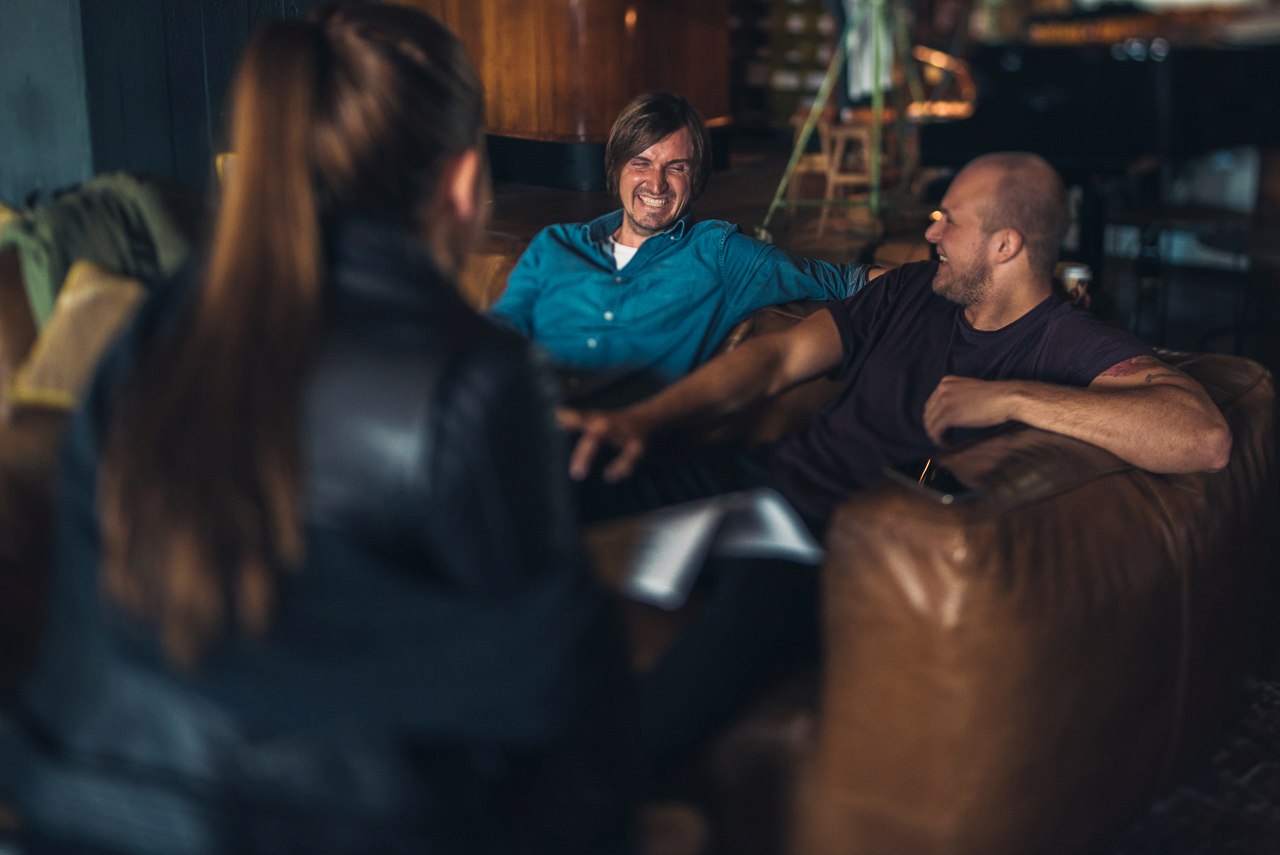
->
xmin=615 ymin=499 xmax=723 ymax=608
xmin=713 ymin=488 xmax=824 ymax=563
xmin=584 ymin=489 xmax=824 ymax=611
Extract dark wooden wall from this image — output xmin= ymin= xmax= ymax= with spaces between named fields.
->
xmin=413 ymin=0 xmax=731 ymax=143
xmin=7 ymin=0 xmax=730 ymax=199
xmin=78 ymin=0 xmax=321 ymax=195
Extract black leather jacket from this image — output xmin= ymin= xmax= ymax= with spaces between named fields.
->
xmin=1 ymin=218 xmax=633 ymax=854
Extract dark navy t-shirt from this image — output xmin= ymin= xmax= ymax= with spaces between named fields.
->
xmin=770 ymin=259 xmax=1152 ymax=529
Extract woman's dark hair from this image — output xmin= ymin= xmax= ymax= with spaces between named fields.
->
xmin=604 ymin=91 xmax=712 ymax=199
xmin=98 ymin=0 xmax=484 ymax=667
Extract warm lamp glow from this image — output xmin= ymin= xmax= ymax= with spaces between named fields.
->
xmin=907 ymin=101 xmax=977 ymax=121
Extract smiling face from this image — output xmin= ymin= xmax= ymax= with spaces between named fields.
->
xmin=924 ymin=164 xmax=1000 ymax=307
xmin=614 ymin=127 xmax=694 ymax=247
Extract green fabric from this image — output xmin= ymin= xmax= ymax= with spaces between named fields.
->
xmin=0 ymin=173 xmax=198 ymax=328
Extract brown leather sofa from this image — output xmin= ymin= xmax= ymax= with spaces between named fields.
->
xmin=0 ymin=229 xmax=1276 ymax=855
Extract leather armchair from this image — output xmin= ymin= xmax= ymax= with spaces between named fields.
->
xmin=701 ymin=350 xmax=1277 ymax=855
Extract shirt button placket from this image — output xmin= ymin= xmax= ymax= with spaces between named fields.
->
xmin=600 ymin=270 xmax=621 ymax=351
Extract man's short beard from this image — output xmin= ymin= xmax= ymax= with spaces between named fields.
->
xmin=623 ymin=202 xmax=682 ymax=238
xmin=934 ymin=261 xmax=992 ymax=307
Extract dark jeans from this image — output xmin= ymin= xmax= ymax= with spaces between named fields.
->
xmin=639 ymin=553 xmax=819 ymax=778
xmin=573 ymin=439 xmax=821 ymax=778
xmin=573 ymin=438 xmax=776 ymax=524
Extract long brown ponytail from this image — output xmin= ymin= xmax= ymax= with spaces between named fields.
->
xmin=98 ymin=0 xmax=484 ymax=667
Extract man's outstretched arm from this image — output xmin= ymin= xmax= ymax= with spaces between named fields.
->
xmin=559 ymin=308 xmax=845 ymax=482
xmin=922 ymin=355 xmax=1232 ymax=473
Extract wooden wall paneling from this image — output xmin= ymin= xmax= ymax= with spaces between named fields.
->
xmin=549 ymin=0 xmax=634 ymax=140
xmin=79 ymin=0 xmax=324 ymax=194
xmin=542 ymin=0 xmax=586 ymax=139
xmin=631 ymin=0 xmax=731 ymax=126
xmin=516 ymin=0 xmax=633 ymax=141
xmin=247 ymin=1 xmax=296 ymax=29
xmin=487 ymin=0 xmax=547 ymax=138
xmin=397 ymin=0 xmax=732 ymax=188
xmin=164 ymin=0 xmax=216 ymax=194
xmin=11 ymin=0 xmax=330 ymax=201
xmin=246 ymin=0 xmax=293 ymax=22
xmin=412 ymin=0 xmax=634 ymax=142
xmin=408 ymin=0 xmax=500 ymax=133
xmin=200 ymin=0 xmax=253 ymax=157
xmin=81 ymin=0 xmax=175 ymax=181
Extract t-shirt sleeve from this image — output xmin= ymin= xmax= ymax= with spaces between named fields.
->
xmin=1048 ymin=308 xmax=1155 ymax=387
xmin=825 ymin=262 xmax=912 ymax=376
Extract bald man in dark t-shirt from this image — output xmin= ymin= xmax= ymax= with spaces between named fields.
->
xmin=767 ymin=257 xmax=1153 ymax=529
xmin=570 ymin=256 xmax=1155 ymax=535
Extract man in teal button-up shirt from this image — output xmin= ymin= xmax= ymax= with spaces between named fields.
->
xmin=490 ymin=91 xmax=880 ymax=383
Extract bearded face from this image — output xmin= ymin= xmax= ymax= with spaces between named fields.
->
xmin=924 ymin=170 xmax=998 ymax=308
xmin=931 ymin=249 xmax=993 ymax=307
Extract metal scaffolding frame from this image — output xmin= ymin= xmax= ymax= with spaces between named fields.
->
xmin=757 ymin=0 xmax=924 ymax=242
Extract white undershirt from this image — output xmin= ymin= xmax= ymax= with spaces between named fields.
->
xmin=609 ymin=235 xmax=639 ymax=270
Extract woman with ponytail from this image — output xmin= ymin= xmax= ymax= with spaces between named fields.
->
xmin=0 ymin=2 xmax=634 ymax=852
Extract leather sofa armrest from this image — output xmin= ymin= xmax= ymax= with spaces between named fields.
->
xmin=792 ymin=353 xmax=1277 ymax=855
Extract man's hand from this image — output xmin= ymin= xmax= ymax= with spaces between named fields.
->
xmin=557 ymin=407 xmax=651 ymax=483
xmin=922 ymin=375 xmax=1021 ymax=446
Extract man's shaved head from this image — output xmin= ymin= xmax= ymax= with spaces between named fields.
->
xmin=963 ymin=152 xmax=1069 ymax=278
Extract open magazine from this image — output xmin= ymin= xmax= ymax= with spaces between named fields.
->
xmin=582 ymin=488 xmax=824 ymax=610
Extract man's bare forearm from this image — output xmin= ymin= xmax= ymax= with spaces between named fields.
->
xmin=1006 ymin=380 xmax=1231 ymax=472
xmin=939 ymin=369 xmax=1226 ymax=474
xmin=924 ymin=354 xmax=1232 ymax=475
xmin=562 ymin=309 xmax=844 ymax=481
xmin=559 ymin=333 xmax=797 ymax=482
xmin=615 ymin=307 xmax=843 ymax=436
xmin=622 ymin=333 xmax=796 ymax=436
